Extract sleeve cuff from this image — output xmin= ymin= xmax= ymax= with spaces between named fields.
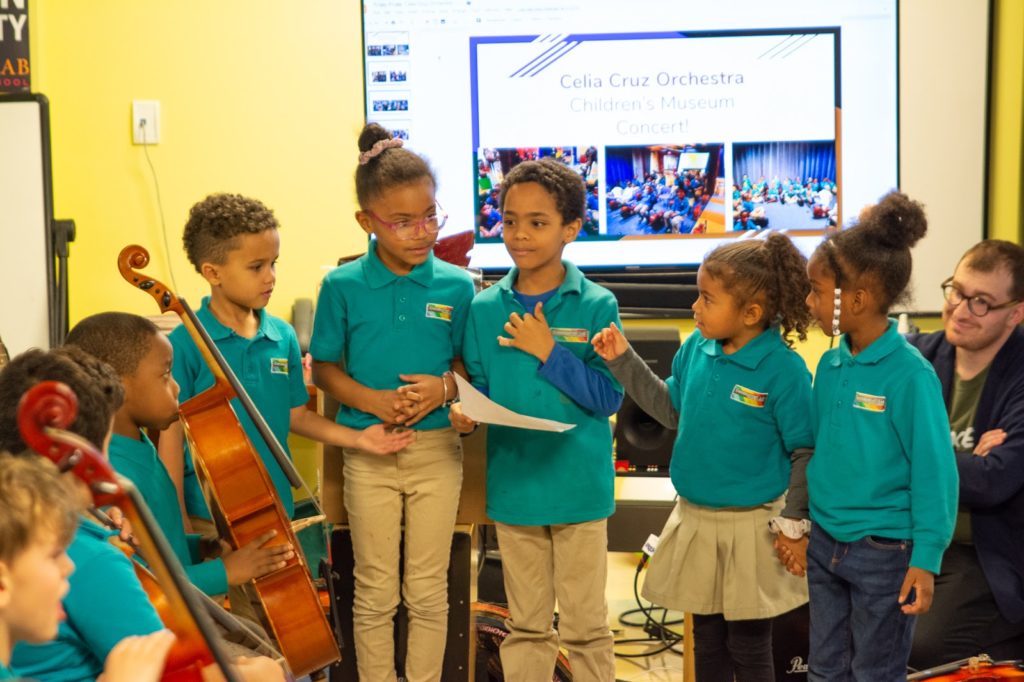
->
xmin=185 ymin=558 xmax=229 ymax=597
xmin=910 ymin=542 xmax=946 ymax=575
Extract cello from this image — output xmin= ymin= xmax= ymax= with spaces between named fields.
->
xmin=908 ymin=655 xmax=1024 ymax=681
xmin=118 ymin=245 xmax=340 ymax=677
xmin=17 ymin=380 xmax=242 ymax=682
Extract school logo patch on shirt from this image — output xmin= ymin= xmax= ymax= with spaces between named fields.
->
xmin=550 ymin=327 xmax=590 ymax=343
xmin=270 ymin=358 xmax=289 ymax=375
xmin=730 ymin=384 xmax=767 ymax=408
xmin=425 ymin=303 xmax=453 ymax=322
xmin=853 ymin=391 xmax=887 ymax=412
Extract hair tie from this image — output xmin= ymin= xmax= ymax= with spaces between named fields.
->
xmin=358 ymin=137 xmax=404 ymax=165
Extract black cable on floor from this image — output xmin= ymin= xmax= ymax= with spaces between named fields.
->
xmin=613 ymin=563 xmax=684 ymax=658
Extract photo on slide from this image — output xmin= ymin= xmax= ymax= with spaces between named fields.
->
xmin=605 ymin=144 xmax=725 ymax=236
xmin=474 ymin=146 xmax=600 ymax=243
xmin=731 ymin=141 xmax=837 ymax=232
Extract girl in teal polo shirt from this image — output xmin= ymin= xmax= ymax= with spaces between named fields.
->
xmin=309 ymin=123 xmax=474 ymax=682
xmin=802 ymin=191 xmax=958 ymax=680
xmin=594 ymin=233 xmax=815 ymax=681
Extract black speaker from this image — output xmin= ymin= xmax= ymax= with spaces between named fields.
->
xmin=614 ymin=327 xmax=679 ymax=472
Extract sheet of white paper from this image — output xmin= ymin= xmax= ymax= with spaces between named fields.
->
xmin=453 ymin=373 xmax=575 ymax=433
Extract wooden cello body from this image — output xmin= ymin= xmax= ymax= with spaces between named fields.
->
xmin=119 ymin=245 xmax=340 ymax=676
xmin=17 ymin=380 xmax=240 ymax=682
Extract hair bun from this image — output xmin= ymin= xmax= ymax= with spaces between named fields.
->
xmin=861 ymin=191 xmax=927 ymax=250
xmin=358 ymin=122 xmax=392 ymax=153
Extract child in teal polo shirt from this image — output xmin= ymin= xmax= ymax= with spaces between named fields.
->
xmin=0 ymin=348 xmax=287 ymax=682
xmin=802 ymin=191 xmax=958 ymax=680
xmin=65 ymin=312 xmax=295 ymax=597
xmin=158 ymin=193 xmax=414 ymax=618
xmin=0 ymin=347 xmax=169 ymax=682
xmin=450 ymin=158 xmax=624 ymax=681
xmin=593 ymin=233 xmax=815 ymax=680
xmin=309 ymin=124 xmax=474 ymax=682
xmin=0 ymin=454 xmax=176 ymax=682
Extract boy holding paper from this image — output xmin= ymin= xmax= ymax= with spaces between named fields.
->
xmin=450 ymin=158 xmax=623 ymax=682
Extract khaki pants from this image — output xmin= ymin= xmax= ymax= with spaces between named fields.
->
xmin=495 ymin=519 xmax=615 ymax=682
xmin=343 ymin=427 xmax=463 ymax=682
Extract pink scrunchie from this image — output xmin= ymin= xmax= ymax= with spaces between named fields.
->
xmin=358 ymin=137 xmax=404 ymax=165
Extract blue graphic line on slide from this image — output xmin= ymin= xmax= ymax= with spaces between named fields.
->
xmin=509 ymin=34 xmax=570 ymax=78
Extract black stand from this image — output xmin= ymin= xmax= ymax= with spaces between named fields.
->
xmin=51 ymin=218 xmax=75 ymax=345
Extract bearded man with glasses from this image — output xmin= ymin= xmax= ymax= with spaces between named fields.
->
xmin=907 ymin=239 xmax=1024 ymax=667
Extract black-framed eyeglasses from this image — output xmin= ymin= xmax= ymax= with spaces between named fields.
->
xmin=941 ymin=277 xmax=1020 ymax=317
xmin=366 ymin=203 xmax=448 ymax=241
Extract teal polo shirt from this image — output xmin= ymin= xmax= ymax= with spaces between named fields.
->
xmin=463 ymin=261 xmax=622 ymax=526
xmin=667 ymin=327 xmax=814 ymax=508
xmin=309 ymin=242 xmax=475 ymax=431
xmin=109 ymin=432 xmax=228 ymax=596
xmin=169 ymin=297 xmax=310 ymax=520
xmin=808 ymin=319 xmax=959 ymax=573
xmin=11 ymin=519 xmax=164 ymax=682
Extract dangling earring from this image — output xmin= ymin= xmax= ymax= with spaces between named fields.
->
xmin=832 ymin=288 xmax=842 ymax=337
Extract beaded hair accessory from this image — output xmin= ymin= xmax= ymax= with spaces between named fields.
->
xmin=832 ymin=287 xmax=842 ymax=337
xmin=358 ymin=137 xmax=404 ymax=165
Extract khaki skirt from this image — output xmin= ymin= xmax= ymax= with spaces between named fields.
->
xmin=641 ymin=496 xmax=808 ymax=620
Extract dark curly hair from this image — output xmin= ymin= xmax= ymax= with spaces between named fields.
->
xmin=0 ymin=347 xmax=124 ymax=455
xmin=65 ymin=312 xmax=160 ymax=378
xmin=812 ymin=191 xmax=927 ymax=311
xmin=703 ymin=233 xmax=812 ymax=347
xmin=500 ymin=158 xmax=586 ymax=226
xmin=355 ymin=123 xmax=436 ymax=208
xmin=0 ymin=453 xmax=81 ymax=563
xmin=959 ymin=239 xmax=1024 ymax=301
xmin=183 ymin=193 xmax=279 ymax=273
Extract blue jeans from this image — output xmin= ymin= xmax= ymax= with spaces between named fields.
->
xmin=806 ymin=524 xmax=916 ymax=682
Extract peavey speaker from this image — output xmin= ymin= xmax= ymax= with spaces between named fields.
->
xmin=613 ymin=327 xmax=680 ymax=471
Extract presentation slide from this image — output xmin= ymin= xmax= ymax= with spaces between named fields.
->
xmin=362 ymin=1 xmax=899 ymax=275
xmin=470 ymin=30 xmax=838 ymax=267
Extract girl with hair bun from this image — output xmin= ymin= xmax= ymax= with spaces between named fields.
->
xmin=309 ymin=123 xmax=475 ymax=681
xmin=801 ymin=191 xmax=959 ymax=680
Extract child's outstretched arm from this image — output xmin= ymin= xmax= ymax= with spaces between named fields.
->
xmin=594 ymin=323 xmax=678 ymax=428
xmin=312 ymin=360 xmax=413 ymax=426
xmin=592 ymin=322 xmax=630 ymax=362
xmin=289 ymin=404 xmax=415 ymax=454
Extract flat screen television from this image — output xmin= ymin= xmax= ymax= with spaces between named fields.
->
xmin=361 ymin=0 xmax=989 ymax=313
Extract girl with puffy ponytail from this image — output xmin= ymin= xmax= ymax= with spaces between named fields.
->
xmin=593 ymin=232 xmax=815 ymax=681
xmin=802 ymin=191 xmax=958 ymax=680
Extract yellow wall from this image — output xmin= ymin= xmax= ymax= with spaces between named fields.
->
xmin=30 ymin=1 xmax=369 ymax=323
xmin=29 ymin=0 xmax=1022 ymax=326
xmin=988 ymin=0 xmax=1024 ymax=243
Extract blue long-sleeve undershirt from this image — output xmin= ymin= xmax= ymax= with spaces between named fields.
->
xmin=513 ymin=289 xmax=622 ymax=417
